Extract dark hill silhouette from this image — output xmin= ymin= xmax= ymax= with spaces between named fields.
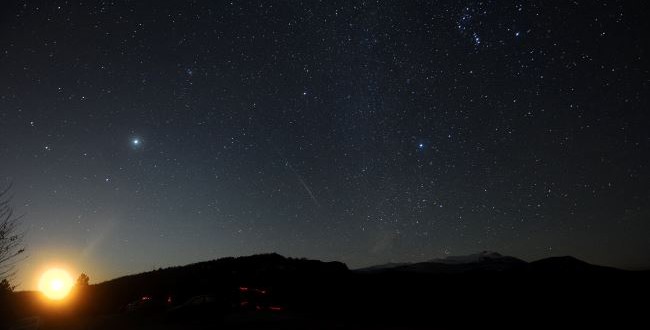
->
xmin=528 ymin=255 xmax=623 ymax=273
xmin=77 ymin=253 xmax=650 ymax=327
xmin=88 ymin=253 xmax=349 ymax=314
xmin=2 ymin=252 xmax=648 ymax=329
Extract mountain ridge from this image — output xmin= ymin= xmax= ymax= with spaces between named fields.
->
xmin=355 ymin=251 xmax=623 ymax=274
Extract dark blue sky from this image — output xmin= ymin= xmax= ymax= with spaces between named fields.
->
xmin=1 ymin=0 xmax=649 ymax=289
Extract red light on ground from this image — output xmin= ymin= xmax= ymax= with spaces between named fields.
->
xmin=269 ymin=306 xmax=284 ymax=311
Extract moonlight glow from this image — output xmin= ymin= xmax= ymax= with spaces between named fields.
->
xmin=38 ymin=268 xmax=74 ymax=300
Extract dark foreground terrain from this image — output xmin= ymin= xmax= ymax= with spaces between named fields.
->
xmin=1 ymin=253 xmax=648 ymax=329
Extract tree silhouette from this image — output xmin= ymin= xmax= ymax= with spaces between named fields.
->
xmin=0 ymin=183 xmax=25 ymax=283
xmin=76 ymin=273 xmax=90 ymax=287
xmin=0 ymin=278 xmax=13 ymax=293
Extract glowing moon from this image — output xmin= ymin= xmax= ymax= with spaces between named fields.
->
xmin=38 ymin=268 xmax=74 ymax=300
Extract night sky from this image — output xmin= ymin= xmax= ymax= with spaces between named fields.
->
xmin=2 ymin=1 xmax=649 ymax=289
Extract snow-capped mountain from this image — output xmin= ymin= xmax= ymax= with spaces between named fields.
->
xmin=355 ymin=251 xmax=623 ymax=275
xmin=356 ymin=251 xmax=527 ymax=273
xmin=428 ymin=251 xmax=514 ymax=264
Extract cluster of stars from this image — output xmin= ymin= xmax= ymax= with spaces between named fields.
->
xmin=2 ymin=0 xmax=649 ymax=285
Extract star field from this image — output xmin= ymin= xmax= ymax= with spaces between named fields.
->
xmin=1 ymin=0 xmax=649 ymax=288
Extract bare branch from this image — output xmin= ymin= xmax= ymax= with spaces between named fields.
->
xmin=0 ymin=182 xmax=26 ymax=283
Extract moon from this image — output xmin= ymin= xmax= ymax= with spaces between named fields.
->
xmin=38 ymin=268 xmax=74 ymax=300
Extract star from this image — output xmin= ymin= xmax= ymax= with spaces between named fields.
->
xmin=2 ymin=0 xmax=646 ymax=288
xmin=472 ymin=32 xmax=481 ymax=45
xmin=131 ymin=138 xmax=142 ymax=148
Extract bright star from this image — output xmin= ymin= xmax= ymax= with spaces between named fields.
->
xmin=131 ymin=138 xmax=142 ymax=148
